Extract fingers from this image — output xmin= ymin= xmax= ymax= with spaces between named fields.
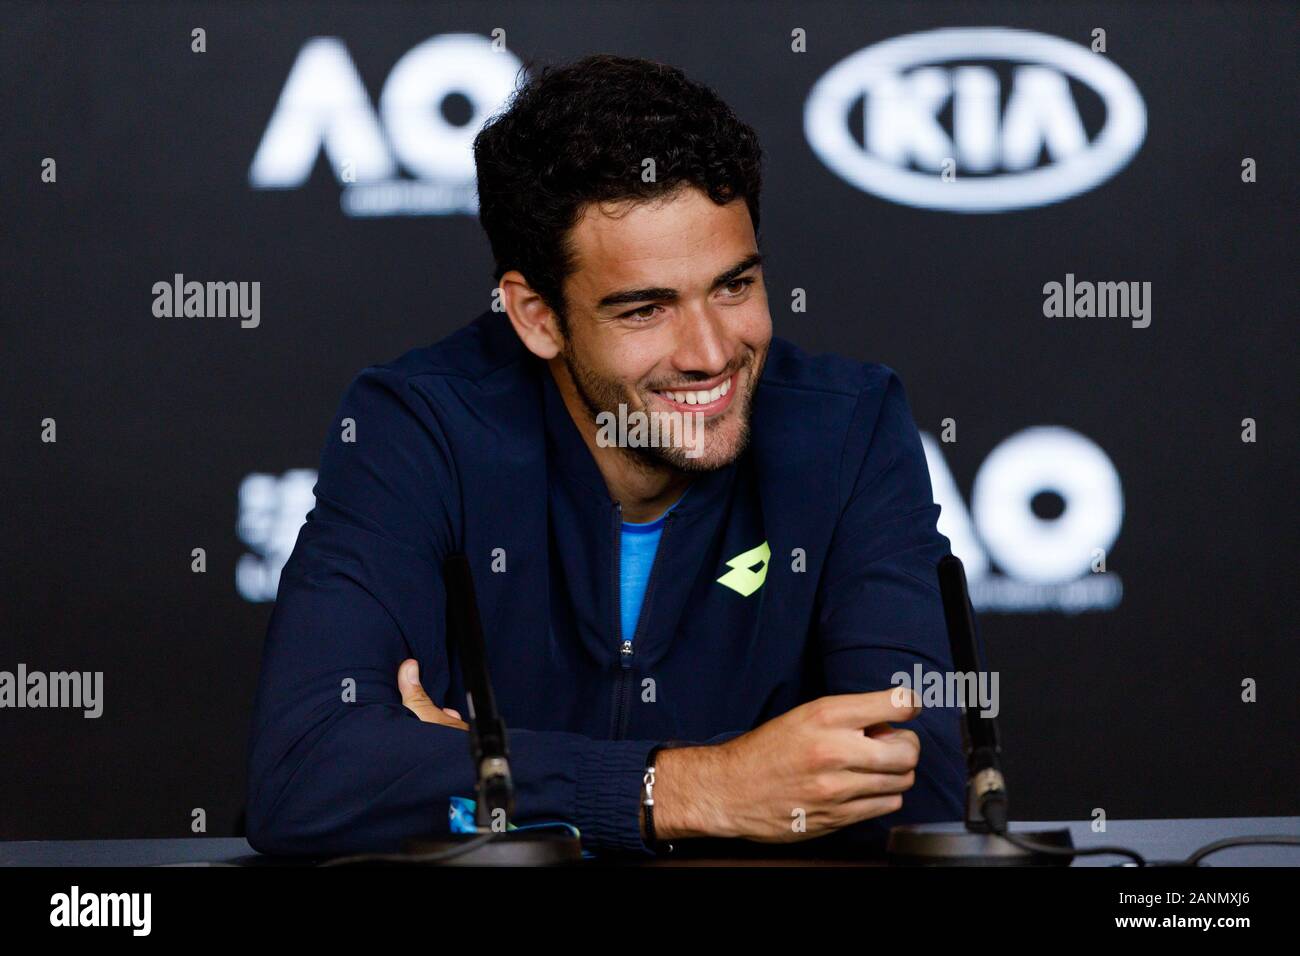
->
xmin=835 ymin=792 xmax=907 ymax=824
xmin=813 ymin=688 xmax=922 ymax=730
xmin=826 ymin=768 xmax=917 ymax=801
xmin=398 ymin=659 xmax=439 ymax=719
xmin=864 ymin=723 xmax=919 ymax=747
xmin=861 ymin=724 xmax=921 ymax=773
xmin=398 ymin=659 xmax=468 ymax=729
xmin=864 ymin=721 xmax=908 ymax=739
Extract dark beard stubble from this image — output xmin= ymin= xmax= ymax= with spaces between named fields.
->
xmin=559 ymin=338 xmax=764 ymax=474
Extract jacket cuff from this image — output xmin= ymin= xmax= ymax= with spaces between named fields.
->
xmin=574 ymin=739 xmax=659 ymax=853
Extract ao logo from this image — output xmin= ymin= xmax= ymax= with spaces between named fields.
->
xmin=919 ymin=427 xmax=1125 ymax=613
xmin=805 ymin=28 xmax=1147 ymax=212
xmin=249 ymin=34 xmax=523 ymax=216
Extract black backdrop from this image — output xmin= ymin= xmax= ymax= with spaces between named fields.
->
xmin=2 ymin=1 xmax=1296 ymax=840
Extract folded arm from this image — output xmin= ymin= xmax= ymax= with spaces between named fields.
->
xmin=244 ymin=369 xmax=662 ymax=857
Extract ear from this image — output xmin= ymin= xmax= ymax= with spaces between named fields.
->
xmin=500 ymin=271 xmax=564 ymax=360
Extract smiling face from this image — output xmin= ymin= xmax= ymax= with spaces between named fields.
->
xmin=549 ymin=185 xmax=772 ymax=473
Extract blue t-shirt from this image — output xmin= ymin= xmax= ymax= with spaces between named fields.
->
xmin=619 ymin=493 xmax=686 ymax=643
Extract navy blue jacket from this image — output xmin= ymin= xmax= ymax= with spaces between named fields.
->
xmin=245 ymin=309 xmax=966 ymax=857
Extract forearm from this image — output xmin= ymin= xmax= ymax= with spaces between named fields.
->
xmin=246 ymin=699 xmax=473 ymax=856
xmin=247 ymin=536 xmax=661 ymax=857
xmin=248 ymin=694 xmax=660 ymax=856
xmin=639 ymin=744 xmax=732 ymax=842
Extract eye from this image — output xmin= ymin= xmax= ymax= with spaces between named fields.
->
xmin=722 ymin=276 xmax=756 ymax=298
xmin=621 ymin=304 xmax=662 ymax=322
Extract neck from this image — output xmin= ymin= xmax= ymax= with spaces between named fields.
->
xmin=548 ymin=359 xmax=692 ymax=523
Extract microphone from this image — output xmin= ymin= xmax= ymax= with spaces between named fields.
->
xmin=935 ymin=555 xmax=1007 ymax=832
xmin=885 ymin=555 xmax=1073 ymax=865
xmin=442 ymin=553 xmax=514 ymax=831
xmin=395 ymin=554 xmax=581 ymax=865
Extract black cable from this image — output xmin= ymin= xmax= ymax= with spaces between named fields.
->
xmin=317 ymin=831 xmax=499 ymax=867
xmin=995 ymin=825 xmax=1148 ymax=866
xmin=984 ymin=796 xmax=1148 ymax=866
xmin=986 ymin=798 xmax=1300 ymax=867
xmin=1182 ymin=834 xmax=1300 ymax=867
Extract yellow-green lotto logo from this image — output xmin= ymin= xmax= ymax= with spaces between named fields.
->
xmin=717 ymin=541 xmax=771 ymax=597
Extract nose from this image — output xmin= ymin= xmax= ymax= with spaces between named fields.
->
xmin=670 ymin=304 xmax=731 ymax=381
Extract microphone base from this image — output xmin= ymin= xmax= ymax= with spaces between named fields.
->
xmin=402 ymin=830 xmax=583 ymax=866
xmin=887 ymin=822 xmax=1074 ymax=866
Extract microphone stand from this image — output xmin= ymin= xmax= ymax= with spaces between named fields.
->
xmin=886 ymin=556 xmax=1074 ymax=865
xmin=400 ymin=554 xmax=582 ymax=865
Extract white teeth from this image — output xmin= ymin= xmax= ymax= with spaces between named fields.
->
xmin=659 ymin=376 xmax=732 ymax=405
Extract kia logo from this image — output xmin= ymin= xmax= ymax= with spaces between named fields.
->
xmin=804 ymin=28 xmax=1147 ymax=212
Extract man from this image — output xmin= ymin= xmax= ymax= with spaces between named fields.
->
xmin=246 ymin=54 xmax=965 ymax=858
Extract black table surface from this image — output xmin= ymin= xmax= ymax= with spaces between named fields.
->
xmin=2 ymin=817 xmax=1296 ymax=867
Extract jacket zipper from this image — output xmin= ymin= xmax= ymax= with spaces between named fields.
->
xmin=609 ymin=502 xmax=623 ymax=739
xmin=611 ymin=504 xmax=676 ymax=740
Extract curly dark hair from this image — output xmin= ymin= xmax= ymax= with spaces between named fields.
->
xmin=473 ymin=54 xmax=764 ymax=334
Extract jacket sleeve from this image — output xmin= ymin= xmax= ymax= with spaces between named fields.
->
xmin=810 ymin=367 xmax=968 ymax=845
xmin=244 ymin=367 xmax=659 ymax=858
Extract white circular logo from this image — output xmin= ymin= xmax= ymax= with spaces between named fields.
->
xmin=804 ymin=28 xmax=1147 ymax=212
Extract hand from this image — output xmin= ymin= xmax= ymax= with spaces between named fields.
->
xmin=397 ymin=659 xmax=469 ymax=730
xmin=653 ymin=689 xmax=922 ymax=843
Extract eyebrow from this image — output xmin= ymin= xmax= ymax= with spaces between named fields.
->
xmin=595 ymin=252 xmax=763 ymax=311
